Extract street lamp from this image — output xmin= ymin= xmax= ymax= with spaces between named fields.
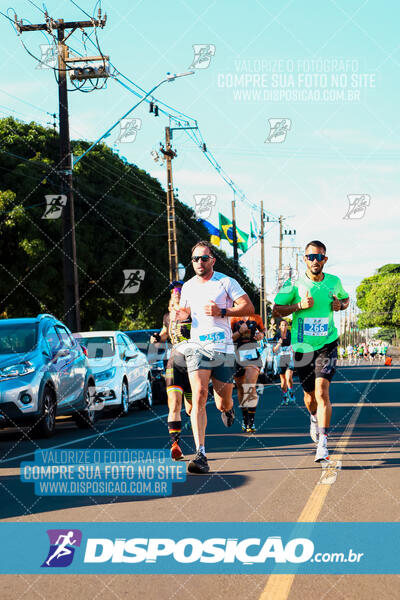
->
xmin=73 ymin=71 xmax=195 ymax=167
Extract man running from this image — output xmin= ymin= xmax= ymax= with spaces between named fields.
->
xmin=151 ymin=282 xmax=192 ymax=461
xmin=272 ymin=319 xmax=295 ymax=405
xmin=176 ymin=241 xmax=254 ymax=474
xmin=45 ymin=531 xmax=77 ymax=566
xmin=231 ymin=313 xmax=265 ymax=432
xmin=272 ymin=240 xmax=349 ymax=463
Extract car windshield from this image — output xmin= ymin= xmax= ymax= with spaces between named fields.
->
xmin=0 ymin=322 xmax=38 ymax=354
xmin=79 ymin=336 xmax=115 ymax=359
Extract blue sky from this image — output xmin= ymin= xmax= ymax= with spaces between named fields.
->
xmin=1 ymin=0 xmax=399 ymax=305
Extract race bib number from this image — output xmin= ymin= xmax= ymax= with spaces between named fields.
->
xmin=304 ymin=317 xmax=328 ymax=336
xmin=199 ymin=331 xmax=225 ymax=343
xmin=239 ymin=348 xmax=258 ymax=361
xmin=280 ymin=348 xmax=292 ymax=356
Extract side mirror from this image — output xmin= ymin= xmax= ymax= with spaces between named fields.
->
xmin=53 ymin=348 xmax=69 ymax=361
xmin=124 ymin=349 xmax=137 ymax=361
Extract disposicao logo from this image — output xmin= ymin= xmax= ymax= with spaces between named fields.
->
xmin=41 ymin=529 xmax=82 ymax=568
xmin=83 ymin=536 xmax=314 ymax=564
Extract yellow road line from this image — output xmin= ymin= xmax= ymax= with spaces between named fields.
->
xmin=258 ymin=369 xmax=379 ymax=600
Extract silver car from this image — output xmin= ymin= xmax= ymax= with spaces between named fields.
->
xmin=0 ymin=314 xmax=99 ymax=437
xmin=74 ymin=331 xmax=153 ymax=413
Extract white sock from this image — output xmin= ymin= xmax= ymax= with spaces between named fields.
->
xmin=197 ymin=445 xmax=206 ymax=456
xmin=311 ymin=414 xmax=317 ymax=422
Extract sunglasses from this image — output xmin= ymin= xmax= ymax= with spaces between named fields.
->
xmin=305 ymin=253 xmax=325 ymax=262
xmin=192 ymin=255 xmax=212 ymax=263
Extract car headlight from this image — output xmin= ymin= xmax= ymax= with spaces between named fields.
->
xmin=94 ymin=367 xmax=116 ymax=382
xmin=0 ymin=361 xmax=35 ymax=381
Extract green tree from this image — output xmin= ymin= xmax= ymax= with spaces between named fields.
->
xmin=356 ymin=264 xmax=400 ymax=330
xmin=373 ymin=327 xmax=396 ymax=343
xmin=0 ymin=117 xmax=258 ymax=330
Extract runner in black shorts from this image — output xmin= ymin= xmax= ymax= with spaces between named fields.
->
xmin=231 ymin=314 xmax=265 ymax=432
xmin=273 ymin=240 xmax=349 ymax=463
xmin=272 ymin=320 xmax=295 ymax=406
xmin=151 ymin=281 xmax=192 ymax=461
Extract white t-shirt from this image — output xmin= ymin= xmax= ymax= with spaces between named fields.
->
xmin=180 ymin=271 xmax=246 ymax=354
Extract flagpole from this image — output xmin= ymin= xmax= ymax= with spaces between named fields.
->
xmin=231 ymin=196 xmax=239 ymax=272
xmin=260 ymin=200 xmax=266 ymax=327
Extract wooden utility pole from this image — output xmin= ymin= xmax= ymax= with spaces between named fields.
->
xmin=16 ymin=11 xmax=107 ymax=331
xmin=57 ymin=20 xmax=80 ymax=331
xmin=231 ymin=197 xmax=239 ymax=272
xmin=259 ymin=201 xmax=267 ymax=328
xmin=161 ymin=127 xmax=179 ymax=282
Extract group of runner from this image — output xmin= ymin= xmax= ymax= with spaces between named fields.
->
xmin=339 ymin=341 xmax=388 ymax=363
xmin=152 ymin=239 xmax=349 ymax=473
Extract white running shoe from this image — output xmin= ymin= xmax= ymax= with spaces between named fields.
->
xmin=315 ymin=436 xmax=330 ymax=463
xmin=310 ymin=414 xmax=319 ymax=444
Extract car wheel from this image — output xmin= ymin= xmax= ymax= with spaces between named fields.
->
xmin=140 ymin=378 xmax=153 ymax=410
xmin=33 ymin=384 xmax=57 ymax=438
xmin=119 ymin=380 xmax=129 ymax=416
xmin=74 ymin=380 xmax=99 ymax=429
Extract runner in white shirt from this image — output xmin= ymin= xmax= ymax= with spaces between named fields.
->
xmin=176 ymin=241 xmax=254 ymax=474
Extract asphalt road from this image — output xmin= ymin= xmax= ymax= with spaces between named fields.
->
xmin=0 ymin=359 xmax=399 ymax=599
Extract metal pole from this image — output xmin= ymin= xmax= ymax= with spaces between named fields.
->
xmin=58 ymin=21 xmax=80 ymax=331
xmin=260 ymin=201 xmax=266 ymax=326
xmin=231 ymin=197 xmax=239 ymax=272
xmin=279 ymin=215 xmax=283 ymax=282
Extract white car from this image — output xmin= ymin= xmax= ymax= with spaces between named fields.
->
xmin=74 ymin=331 xmax=153 ymax=413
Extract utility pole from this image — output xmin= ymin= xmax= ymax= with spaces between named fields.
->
xmin=57 ymin=20 xmax=80 ymax=332
xmin=16 ymin=11 xmax=107 ymax=331
xmin=231 ymin=196 xmax=239 ymax=272
xmin=278 ymin=215 xmax=283 ymax=278
xmin=161 ymin=126 xmax=179 ymax=282
xmin=260 ymin=201 xmax=266 ymax=327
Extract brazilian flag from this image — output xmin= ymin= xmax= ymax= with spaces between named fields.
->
xmin=219 ymin=213 xmax=249 ymax=252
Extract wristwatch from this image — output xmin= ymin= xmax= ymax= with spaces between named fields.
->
xmin=220 ymin=308 xmax=227 ymax=318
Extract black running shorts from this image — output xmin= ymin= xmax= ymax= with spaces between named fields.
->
xmin=165 ymin=350 xmax=191 ymax=396
xmin=294 ymin=339 xmax=338 ymax=393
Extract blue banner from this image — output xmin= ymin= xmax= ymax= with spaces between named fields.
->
xmin=0 ymin=523 xmax=398 ymax=574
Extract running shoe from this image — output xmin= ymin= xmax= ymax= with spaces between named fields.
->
xmin=171 ymin=441 xmax=184 ymax=461
xmin=280 ymin=393 xmax=289 ymax=406
xmin=221 ymin=407 xmax=235 ymax=427
xmin=188 ymin=451 xmax=210 ymax=474
xmin=241 ymin=420 xmax=247 ymax=432
xmin=315 ymin=436 xmax=330 ymax=463
xmin=288 ymin=389 xmax=296 ymax=404
xmin=310 ymin=414 xmax=319 ymax=444
xmin=246 ymin=425 xmax=256 ymax=433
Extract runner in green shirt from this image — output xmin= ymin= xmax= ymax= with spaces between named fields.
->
xmin=273 ymin=240 xmax=349 ymax=463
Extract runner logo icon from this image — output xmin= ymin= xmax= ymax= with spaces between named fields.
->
xmin=41 ymin=529 xmax=82 ymax=568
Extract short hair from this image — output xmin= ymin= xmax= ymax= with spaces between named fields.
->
xmin=191 ymin=240 xmax=215 ymax=257
xmin=305 ymin=240 xmax=326 ymax=254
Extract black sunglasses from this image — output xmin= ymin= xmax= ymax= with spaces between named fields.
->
xmin=192 ymin=255 xmax=212 ymax=263
xmin=305 ymin=253 xmax=325 ymax=262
